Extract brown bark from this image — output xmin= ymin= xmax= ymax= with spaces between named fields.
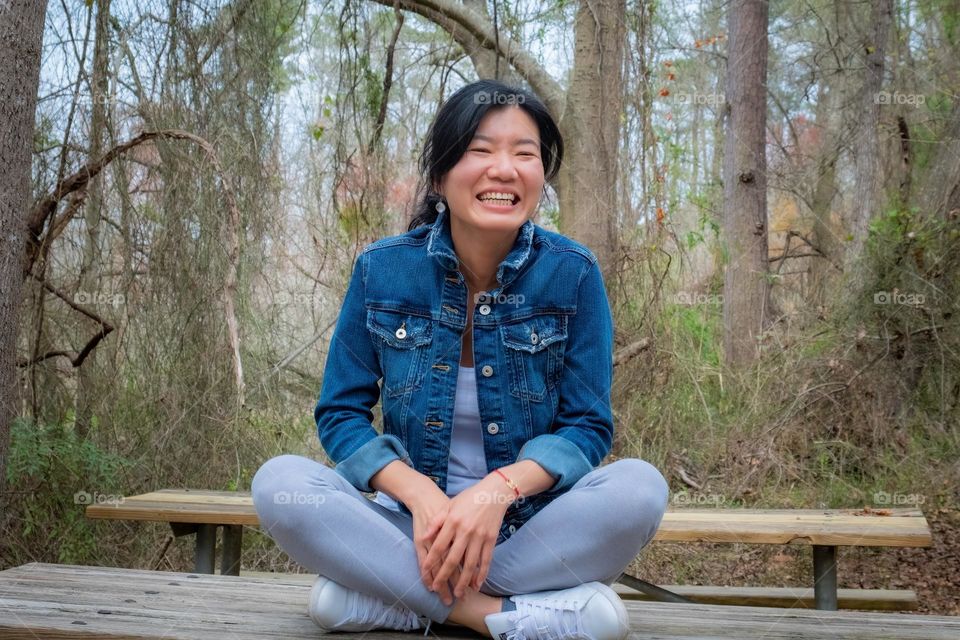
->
xmin=721 ymin=0 xmax=770 ymax=367
xmin=846 ymin=0 xmax=893 ymax=269
xmin=0 ymin=0 xmax=48 ymax=498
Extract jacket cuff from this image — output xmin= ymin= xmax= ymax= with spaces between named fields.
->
xmin=516 ymin=434 xmax=593 ymax=493
xmin=334 ymin=434 xmax=413 ymax=493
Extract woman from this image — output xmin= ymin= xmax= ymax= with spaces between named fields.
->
xmin=251 ymin=79 xmax=669 ymax=640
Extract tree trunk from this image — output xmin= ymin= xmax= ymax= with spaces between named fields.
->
xmin=846 ymin=0 xmax=893 ymax=269
xmin=556 ymin=0 xmax=624 ymax=277
xmin=0 ymin=0 xmax=48 ymax=497
xmin=76 ymin=0 xmax=113 ymax=440
xmin=809 ymin=80 xmax=842 ymax=308
xmin=721 ymin=0 xmax=770 ymax=367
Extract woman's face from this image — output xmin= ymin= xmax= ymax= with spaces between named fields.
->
xmin=439 ymin=106 xmax=546 ymax=235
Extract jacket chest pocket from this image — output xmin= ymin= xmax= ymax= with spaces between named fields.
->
xmin=499 ymin=315 xmax=568 ymax=402
xmin=366 ymin=309 xmax=433 ymax=398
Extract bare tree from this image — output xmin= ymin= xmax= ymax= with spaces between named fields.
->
xmin=0 ymin=0 xmax=49 ymax=496
xmin=721 ymin=0 xmax=770 ymax=366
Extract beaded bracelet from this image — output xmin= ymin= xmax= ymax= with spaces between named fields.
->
xmin=493 ymin=468 xmax=521 ymax=499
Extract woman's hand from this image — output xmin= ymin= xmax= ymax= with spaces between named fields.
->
xmin=420 ymin=476 xmax=511 ymax=604
xmin=406 ymin=486 xmax=453 ymax=597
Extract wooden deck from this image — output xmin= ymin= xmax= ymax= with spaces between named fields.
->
xmin=1 ymin=563 xmax=958 ymax=639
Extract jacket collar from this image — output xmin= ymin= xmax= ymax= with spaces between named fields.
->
xmin=426 ymin=207 xmax=535 ymax=288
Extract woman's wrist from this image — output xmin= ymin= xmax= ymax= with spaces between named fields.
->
xmin=481 ymin=471 xmax=519 ymax=508
xmin=371 ymin=460 xmax=443 ymax=508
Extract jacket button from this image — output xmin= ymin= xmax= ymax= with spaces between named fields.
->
xmin=530 ymin=332 xmax=539 ymax=344
xmin=395 ymin=326 xmax=407 ymax=339
xmin=479 ymin=304 xmax=491 ymax=315
xmin=486 ymin=422 xmax=499 ymax=435
xmin=481 ymin=365 xmax=494 ymax=377
xmin=508 ymin=525 xmax=517 ymax=534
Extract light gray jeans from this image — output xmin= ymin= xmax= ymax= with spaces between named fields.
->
xmin=251 ymin=455 xmax=668 ymax=623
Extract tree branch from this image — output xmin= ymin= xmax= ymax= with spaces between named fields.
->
xmin=16 ymin=277 xmax=114 ymax=369
xmin=366 ymin=0 xmax=564 ymax=119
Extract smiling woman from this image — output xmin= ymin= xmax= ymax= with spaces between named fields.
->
xmin=250 ymin=79 xmax=669 ymax=640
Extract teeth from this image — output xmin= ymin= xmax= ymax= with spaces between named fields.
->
xmin=478 ymin=192 xmax=517 ymax=203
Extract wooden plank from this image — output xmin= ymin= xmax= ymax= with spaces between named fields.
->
xmin=235 ymin=572 xmax=916 ymax=611
xmin=0 ymin=564 xmax=957 ymax=639
xmin=87 ymin=490 xmax=932 ymax=547
xmin=615 ymin=585 xmax=917 ymax=611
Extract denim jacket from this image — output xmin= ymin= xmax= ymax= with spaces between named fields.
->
xmin=314 ymin=208 xmax=615 ymax=543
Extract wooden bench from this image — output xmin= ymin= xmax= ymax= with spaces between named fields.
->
xmin=3 ymin=563 xmax=959 ymax=639
xmin=86 ymin=489 xmax=932 ymax=611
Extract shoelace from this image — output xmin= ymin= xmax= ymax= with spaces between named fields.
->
xmin=348 ymin=591 xmax=420 ymax=631
xmin=507 ymin=597 xmax=584 ymax=640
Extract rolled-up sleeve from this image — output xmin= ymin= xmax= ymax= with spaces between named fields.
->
xmin=516 ymin=258 xmax=614 ymax=492
xmin=314 ymin=251 xmax=413 ymax=492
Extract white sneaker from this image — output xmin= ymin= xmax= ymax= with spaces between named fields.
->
xmin=308 ymin=575 xmax=427 ymax=633
xmin=484 ymin=582 xmax=629 ymax=640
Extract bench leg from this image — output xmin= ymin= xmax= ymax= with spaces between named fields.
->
xmin=194 ymin=524 xmax=218 ymax=574
xmin=220 ymin=525 xmax=243 ymax=576
xmin=617 ymin=573 xmax=695 ymax=604
xmin=813 ymin=545 xmax=838 ymax=610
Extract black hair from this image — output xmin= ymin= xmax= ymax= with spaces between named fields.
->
xmin=407 ymin=79 xmax=564 ymax=231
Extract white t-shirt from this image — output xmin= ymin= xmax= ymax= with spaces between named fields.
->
xmin=374 ymin=365 xmax=488 ymax=512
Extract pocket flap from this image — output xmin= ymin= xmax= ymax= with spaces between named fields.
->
xmin=500 ymin=315 xmax=567 ymax=353
xmin=367 ymin=309 xmax=433 ymax=348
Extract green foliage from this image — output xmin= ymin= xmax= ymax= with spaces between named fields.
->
xmin=6 ymin=416 xmax=131 ymax=564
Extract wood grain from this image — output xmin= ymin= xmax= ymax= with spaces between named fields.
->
xmin=237 ymin=571 xmax=918 ymax=611
xmin=0 ymin=564 xmax=956 ymax=639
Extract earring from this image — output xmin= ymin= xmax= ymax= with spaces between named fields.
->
xmin=435 ymin=199 xmax=446 ymax=214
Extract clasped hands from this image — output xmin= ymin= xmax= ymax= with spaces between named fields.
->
xmin=412 ymin=475 xmax=512 ymax=606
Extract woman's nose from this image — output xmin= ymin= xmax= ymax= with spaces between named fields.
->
xmin=486 ymin=151 xmax=519 ymax=179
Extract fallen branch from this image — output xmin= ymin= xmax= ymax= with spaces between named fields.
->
xmin=613 ymin=337 xmax=652 ymax=367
